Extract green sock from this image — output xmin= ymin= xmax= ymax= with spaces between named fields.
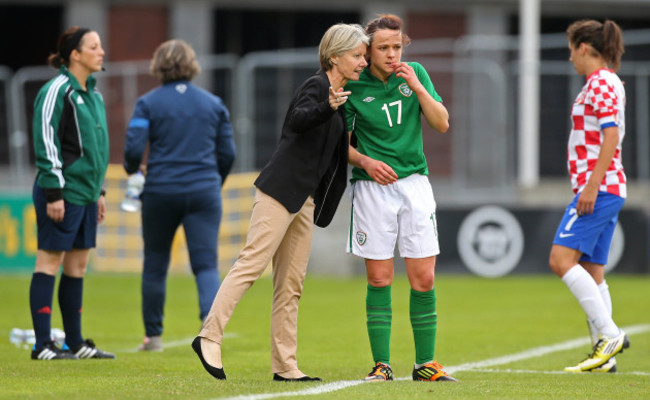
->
xmin=366 ymin=284 xmax=391 ymax=364
xmin=410 ymin=288 xmax=437 ymax=365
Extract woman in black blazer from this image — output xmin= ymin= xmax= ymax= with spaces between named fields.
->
xmin=192 ymin=23 xmax=369 ymax=382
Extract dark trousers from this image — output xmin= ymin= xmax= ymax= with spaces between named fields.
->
xmin=141 ymin=188 xmax=222 ymax=337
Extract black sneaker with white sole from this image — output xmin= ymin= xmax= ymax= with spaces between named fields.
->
xmin=31 ymin=341 xmax=79 ymax=360
xmin=69 ymin=339 xmax=116 ymax=359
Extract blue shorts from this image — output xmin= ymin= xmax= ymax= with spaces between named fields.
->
xmin=33 ymin=181 xmax=97 ymax=251
xmin=552 ymin=192 xmax=624 ymax=265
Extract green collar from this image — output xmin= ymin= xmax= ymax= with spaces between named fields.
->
xmin=59 ymin=65 xmax=96 ymax=92
xmin=363 ymin=66 xmax=397 ymax=86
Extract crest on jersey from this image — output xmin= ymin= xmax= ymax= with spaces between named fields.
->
xmin=356 ymin=231 xmax=367 ymax=246
xmin=399 ymin=83 xmax=412 ymax=97
xmin=176 ymin=83 xmax=188 ymax=94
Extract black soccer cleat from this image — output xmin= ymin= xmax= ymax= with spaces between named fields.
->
xmin=365 ymin=362 xmax=394 ymax=381
xmin=31 ymin=341 xmax=79 ymax=360
xmin=412 ymin=361 xmax=458 ymax=382
xmin=69 ymin=339 xmax=116 ymax=359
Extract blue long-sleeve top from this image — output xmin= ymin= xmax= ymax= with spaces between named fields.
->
xmin=124 ymin=81 xmax=236 ymax=194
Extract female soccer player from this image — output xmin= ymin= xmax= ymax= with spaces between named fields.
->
xmin=549 ymin=19 xmax=629 ymax=373
xmin=30 ymin=26 xmax=113 ymax=360
xmin=345 ymin=14 xmax=455 ymax=382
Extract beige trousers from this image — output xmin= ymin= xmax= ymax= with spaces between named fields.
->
xmin=200 ymin=189 xmax=314 ymax=374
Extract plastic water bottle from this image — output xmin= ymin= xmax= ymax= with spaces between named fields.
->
xmin=51 ymin=328 xmax=66 ymax=347
xmin=25 ymin=329 xmax=36 ymax=344
xmin=121 ymin=171 xmax=145 ymax=212
xmin=10 ymin=328 xmax=65 ymax=348
xmin=9 ymin=328 xmax=35 ymax=349
xmin=10 ymin=328 xmax=25 ymax=347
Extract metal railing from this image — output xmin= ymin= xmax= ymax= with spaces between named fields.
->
xmin=520 ymin=60 xmax=650 ymax=181
xmin=0 ymin=66 xmax=11 ymax=169
xmin=5 ymin=54 xmax=238 ymax=188
xmin=94 ymin=164 xmax=256 ymax=273
xmin=406 ymin=29 xmax=650 ymax=185
xmin=233 ymin=48 xmax=317 ymax=172
xmin=3 ymin=29 xmax=650 ymax=191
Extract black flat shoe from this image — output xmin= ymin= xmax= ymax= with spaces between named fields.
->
xmin=273 ymin=373 xmax=321 ymax=382
xmin=191 ymin=336 xmax=226 ymax=380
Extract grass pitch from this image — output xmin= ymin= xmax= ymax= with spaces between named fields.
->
xmin=1 ymin=272 xmax=649 ymax=399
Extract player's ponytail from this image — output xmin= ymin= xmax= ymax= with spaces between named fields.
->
xmin=601 ymin=20 xmax=624 ymax=71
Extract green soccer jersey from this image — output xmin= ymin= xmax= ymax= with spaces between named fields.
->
xmin=345 ymin=62 xmax=442 ymax=182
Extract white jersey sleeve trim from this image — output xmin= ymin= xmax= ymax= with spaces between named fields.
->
xmin=41 ymin=75 xmax=69 ymax=187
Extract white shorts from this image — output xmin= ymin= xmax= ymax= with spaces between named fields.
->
xmin=347 ymin=174 xmax=440 ymax=260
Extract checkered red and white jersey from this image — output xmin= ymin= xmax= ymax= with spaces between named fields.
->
xmin=568 ymin=68 xmax=626 ymax=198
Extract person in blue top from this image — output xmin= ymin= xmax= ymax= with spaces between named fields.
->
xmin=124 ymin=39 xmax=236 ymax=351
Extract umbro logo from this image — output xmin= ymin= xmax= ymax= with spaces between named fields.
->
xmin=363 ymin=97 xmax=375 ymax=102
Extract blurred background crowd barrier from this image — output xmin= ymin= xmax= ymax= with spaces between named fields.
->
xmin=4 ymin=31 xmax=650 ymax=190
xmin=0 ymin=166 xmax=258 ymax=275
xmin=94 ymin=167 xmax=258 ymax=274
xmin=1 ymin=31 xmax=649 ymax=276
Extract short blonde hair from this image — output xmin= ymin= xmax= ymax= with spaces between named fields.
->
xmin=150 ymin=39 xmax=201 ymax=83
xmin=319 ymin=23 xmax=369 ymax=71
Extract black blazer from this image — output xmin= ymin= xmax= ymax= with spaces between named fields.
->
xmin=255 ymin=70 xmax=348 ymax=228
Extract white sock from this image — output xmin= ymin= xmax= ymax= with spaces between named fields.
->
xmin=587 ymin=280 xmax=614 ymax=344
xmin=598 ymin=280 xmax=613 ymax=315
xmin=598 ymin=280 xmax=616 ymax=362
xmin=562 ymin=265 xmax=619 ymax=338
xmin=587 ymin=319 xmax=598 ymax=345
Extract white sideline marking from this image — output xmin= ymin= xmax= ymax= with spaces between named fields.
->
xmin=445 ymin=323 xmax=650 ymax=375
xmin=216 ymin=323 xmax=650 ymax=400
xmin=121 ymin=333 xmax=238 ymax=353
xmin=463 ymin=368 xmax=650 ymax=376
xmin=222 ymin=381 xmax=367 ymax=400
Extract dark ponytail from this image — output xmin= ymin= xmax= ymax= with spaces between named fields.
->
xmin=601 ymin=20 xmax=624 ymax=71
xmin=47 ymin=26 xmax=91 ymax=68
xmin=47 ymin=51 xmax=65 ymax=69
